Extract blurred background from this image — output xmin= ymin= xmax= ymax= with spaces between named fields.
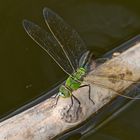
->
xmin=0 ymin=0 xmax=140 ymax=139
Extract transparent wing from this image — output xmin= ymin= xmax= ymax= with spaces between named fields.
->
xmin=23 ymin=20 xmax=74 ymax=75
xmin=94 ymin=80 xmax=140 ymax=100
xmin=90 ymin=57 xmax=140 ymax=99
xmin=43 ymin=7 xmax=87 ymax=70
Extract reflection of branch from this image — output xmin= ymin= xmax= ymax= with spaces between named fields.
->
xmin=1 ymin=41 xmax=140 ymax=140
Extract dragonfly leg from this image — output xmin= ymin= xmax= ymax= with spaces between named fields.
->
xmin=72 ymin=94 xmax=81 ymax=119
xmin=80 ymin=84 xmax=95 ymax=105
xmin=67 ymin=95 xmax=74 ymax=114
xmin=51 ymin=94 xmax=60 ymax=107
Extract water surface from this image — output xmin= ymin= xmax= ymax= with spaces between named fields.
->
xmin=0 ymin=0 xmax=140 ymax=139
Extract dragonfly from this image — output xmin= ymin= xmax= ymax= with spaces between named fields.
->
xmin=23 ymin=7 xmax=140 ymax=116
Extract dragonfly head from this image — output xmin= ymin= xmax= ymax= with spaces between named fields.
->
xmin=59 ymin=85 xmax=71 ymax=98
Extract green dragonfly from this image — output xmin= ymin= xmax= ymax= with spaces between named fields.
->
xmin=23 ymin=8 xmax=95 ymax=113
xmin=23 ymin=8 xmax=140 ymax=115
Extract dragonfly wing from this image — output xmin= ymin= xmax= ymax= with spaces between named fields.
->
xmin=43 ymin=7 xmax=87 ymax=70
xmin=89 ymin=57 xmax=140 ymax=99
xmin=91 ymin=57 xmax=132 ymax=79
xmin=23 ymin=20 xmax=74 ymax=75
xmin=94 ymin=81 xmax=140 ymax=100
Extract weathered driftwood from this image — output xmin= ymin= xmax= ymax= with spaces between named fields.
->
xmin=0 ymin=41 xmax=140 ymax=140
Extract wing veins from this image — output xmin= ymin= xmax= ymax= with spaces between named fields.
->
xmin=23 ymin=20 xmax=72 ymax=76
xmin=44 ymin=10 xmax=76 ymax=73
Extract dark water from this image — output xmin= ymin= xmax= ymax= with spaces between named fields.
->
xmin=1 ymin=0 xmax=140 ymax=139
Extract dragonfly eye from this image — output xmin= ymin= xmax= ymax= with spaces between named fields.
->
xmin=59 ymin=92 xmax=65 ymax=97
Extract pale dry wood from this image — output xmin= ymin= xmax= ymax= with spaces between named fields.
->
xmin=0 ymin=42 xmax=140 ymax=140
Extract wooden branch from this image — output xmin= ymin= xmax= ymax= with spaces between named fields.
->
xmin=1 ymin=39 xmax=140 ymax=140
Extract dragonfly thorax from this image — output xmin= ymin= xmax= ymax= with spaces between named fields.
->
xmin=65 ymin=67 xmax=86 ymax=91
xmin=58 ymin=67 xmax=86 ymax=98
